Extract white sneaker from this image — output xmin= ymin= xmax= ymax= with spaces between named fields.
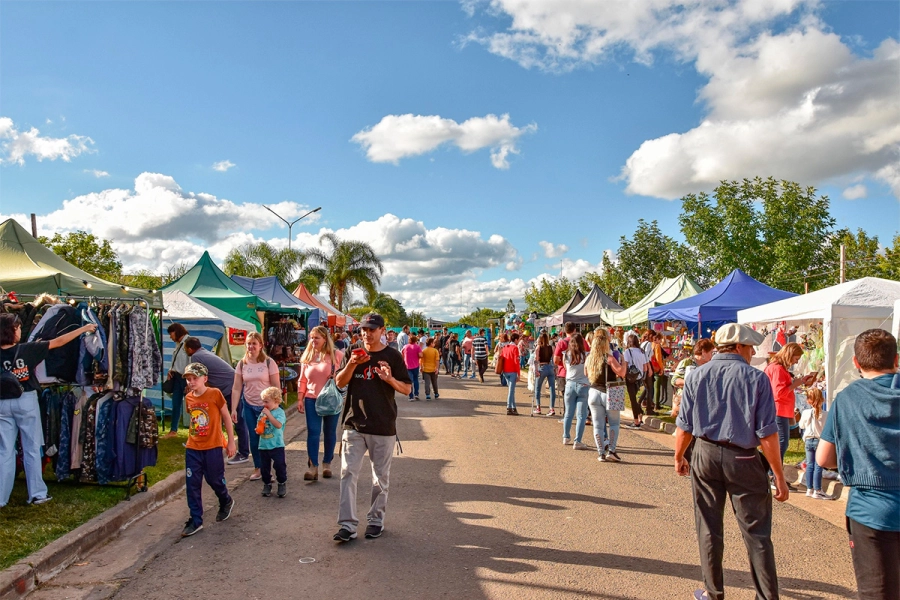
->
xmin=806 ymin=489 xmax=815 ymax=497
xmin=814 ymin=491 xmax=835 ymax=500
xmin=573 ymin=442 xmax=588 ymax=451
xmin=563 ymin=438 xmax=572 ymax=446
xmin=597 ymin=453 xmax=607 ymax=462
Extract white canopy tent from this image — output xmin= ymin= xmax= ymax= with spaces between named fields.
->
xmin=737 ymin=278 xmax=900 ymax=396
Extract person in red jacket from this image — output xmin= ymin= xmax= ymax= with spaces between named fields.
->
xmin=500 ymin=332 xmax=521 ymax=415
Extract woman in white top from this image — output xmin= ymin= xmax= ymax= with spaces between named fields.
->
xmin=231 ymin=331 xmax=280 ymax=481
xmin=799 ymin=387 xmax=832 ymax=499
xmin=562 ymin=333 xmax=591 ymax=450
xmin=622 ymin=334 xmax=650 ymax=429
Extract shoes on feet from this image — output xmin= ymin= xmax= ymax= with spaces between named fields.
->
xmin=261 ymin=483 xmax=272 ymax=497
xmin=304 ymin=467 xmax=318 ymax=481
xmin=333 ymin=527 xmax=357 ymax=542
xmin=469 ymin=375 xmax=476 ymax=379
xmin=425 ymin=395 xmax=431 ymax=400
xmin=532 ymin=408 xmax=542 ymax=415
xmin=216 ymin=498 xmax=235 ymax=522
xmin=249 ymin=472 xmax=262 ymax=481
xmin=506 ymin=408 xmax=514 ymax=415
xmin=408 ymin=397 xmax=416 ymax=402
xmin=693 ymin=590 xmax=710 ymax=600
xmin=31 ymin=496 xmax=53 ymax=505
xmin=607 ymin=451 xmax=621 ymax=462
xmin=573 ymin=442 xmax=588 ymax=451
xmin=546 ymin=409 xmax=556 ymax=417
xmin=512 ymin=408 xmax=519 ymax=415
xmin=227 ymin=455 xmax=249 ymax=465
xmin=163 ymin=431 xmax=179 ymax=438
xmin=277 ymin=482 xmax=287 ymax=498
xmin=322 ymin=463 xmax=332 ymax=478
xmin=806 ymin=488 xmax=815 ymax=497
xmin=563 ymin=438 xmax=572 ymax=446
xmin=364 ymin=524 xmax=383 ymax=539
xmin=597 ymin=452 xmax=607 ymax=462
xmin=813 ymin=490 xmax=834 ymax=500
xmin=181 ymin=519 xmax=203 ymax=537
xmin=435 ymin=393 xmax=440 ymax=399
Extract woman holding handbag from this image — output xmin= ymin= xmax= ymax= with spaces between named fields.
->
xmin=585 ymin=328 xmax=627 ymax=462
xmin=297 ymin=326 xmax=344 ymax=481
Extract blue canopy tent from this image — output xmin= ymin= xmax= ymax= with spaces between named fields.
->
xmin=231 ymin=275 xmax=323 ymax=326
xmin=648 ymin=269 xmax=797 ymax=335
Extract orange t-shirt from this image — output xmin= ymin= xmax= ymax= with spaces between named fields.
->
xmin=186 ymin=387 xmax=227 ymax=451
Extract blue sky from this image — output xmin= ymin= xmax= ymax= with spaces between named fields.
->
xmin=1 ymin=0 xmax=898 ymax=318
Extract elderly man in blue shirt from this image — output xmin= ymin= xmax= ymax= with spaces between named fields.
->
xmin=674 ymin=323 xmax=789 ymax=600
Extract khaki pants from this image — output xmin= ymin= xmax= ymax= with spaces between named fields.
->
xmin=338 ymin=429 xmax=395 ymax=534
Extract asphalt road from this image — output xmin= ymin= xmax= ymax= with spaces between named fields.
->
xmin=30 ymin=372 xmax=857 ymax=600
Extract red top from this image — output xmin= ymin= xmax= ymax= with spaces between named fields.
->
xmin=764 ymin=362 xmax=795 ymax=418
xmin=500 ymin=344 xmax=520 ymax=374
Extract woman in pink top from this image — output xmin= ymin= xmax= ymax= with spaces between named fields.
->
xmin=297 ymin=326 xmax=344 ymax=481
xmin=402 ymin=335 xmax=423 ymax=401
xmin=231 ymin=331 xmax=280 ymax=481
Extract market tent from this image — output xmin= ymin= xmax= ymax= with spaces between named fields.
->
xmin=292 ymin=283 xmax=347 ymax=327
xmin=648 ymin=269 xmax=796 ymax=330
xmin=162 ymin=251 xmax=266 ymax=330
xmin=0 ymin=218 xmax=162 ymax=308
xmin=231 ymin=275 xmax=322 ymax=325
xmin=566 ymin=284 xmax=623 ymax=324
xmin=534 ymin=289 xmax=585 ymax=328
xmin=738 ymin=277 xmax=900 ymax=395
xmin=604 ymin=275 xmax=704 ymax=327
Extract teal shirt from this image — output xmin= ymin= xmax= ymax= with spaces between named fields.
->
xmin=257 ymin=407 xmax=286 ymax=450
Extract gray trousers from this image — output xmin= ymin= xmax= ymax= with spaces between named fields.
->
xmin=691 ymin=439 xmax=779 ymax=600
xmin=338 ymin=429 xmax=395 ymax=534
xmin=423 ymin=371 xmax=439 ymax=397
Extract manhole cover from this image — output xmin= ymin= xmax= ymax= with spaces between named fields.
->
xmin=299 ymin=557 xmax=316 ymax=564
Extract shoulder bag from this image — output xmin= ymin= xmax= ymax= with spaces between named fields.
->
xmin=315 ymin=360 xmax=344 ymax=417
xmin=602 ymin=356 xmax=627 ymax=411
xmin=494 ymin=347 xmax=505 ymax=374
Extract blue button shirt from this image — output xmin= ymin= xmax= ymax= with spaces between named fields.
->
xmin=676 ymin=353 xmax=777 ymax=449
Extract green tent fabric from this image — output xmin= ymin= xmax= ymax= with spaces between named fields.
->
xmin=0 ymin=218 xmax=163 ymax=308
xmin=602 ymin=275 xmax=705 ymax=327
xmin=162 ymin=251 xmax=272 ymax=330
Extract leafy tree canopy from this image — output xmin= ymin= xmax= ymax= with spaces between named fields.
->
xmin=524 ymin=277 xmax=578 ymax=315
xmin=39 ymin=231 xmax=123 ymax=281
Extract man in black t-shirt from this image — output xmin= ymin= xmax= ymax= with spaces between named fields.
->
xmin=332 ymin=313 xmax=411 ymax=543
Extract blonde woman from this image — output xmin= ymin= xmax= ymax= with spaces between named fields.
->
xmin=585 ymin=329 xmax=626 ymax=462
xmin=297 ymin=326 xmax=344 ymax=481
xmin=231 ymin=332 xmax=280 ymax=481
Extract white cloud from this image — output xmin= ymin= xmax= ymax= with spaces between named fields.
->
xmin=84 ymin=169 xmax=110 ymax=178
xmin=351 ymin=113 xmax=536 ymax=169
xmin=0 ymin=116 xmax=95 ymax=165
xmin=469 ymin=1 xmax=900 ymax=199
xmin=842 ymin=184 xmax=867 ymax=200
xmin=539 ymin=240 xmax=569 ymax=258
xmin=212 ymin=160 xmax=235 ymax=172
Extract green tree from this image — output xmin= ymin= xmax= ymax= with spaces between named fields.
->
xmin=454 ymin=307 xmax=505 ymax=328
xmin=822 ymin=228 xmax=883 ymax=283
xmin=304 ymin=233 xmax=384 ymax=312
xmin=506 ymin=299 xmax=516 ymax=313
xmin=119 ymin=262 xmax=190 ymax=291
xmin=39 ymin=231 xmax=123 ymax=280
xmin=223 ymin=242 xmax=308 ymax=290
xmin=348 ymin=290 xmax=407 ymax=327
xmin=524 ymin=277 xmax=578 ymax=314
xmin=407 ymin=311 xmax=428 ymax=328
xmin=613 ymin=219 xmax=695 ymax=306
xmin=679 ymin=178 xmax=836 ymax=292
xmin=576 ymin=252 xmax=629 ymax=305
xmin=879 ymin=235 xmax=900 ymax=281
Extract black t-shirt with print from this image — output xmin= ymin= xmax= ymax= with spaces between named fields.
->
xmin=1 ymin=341 xmax=50 ymax=393
xmin=340 ymin=346 xmax=412 ymax=437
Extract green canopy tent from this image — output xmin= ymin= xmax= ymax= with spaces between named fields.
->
xmin=162 ymin=251 xmax=276 ymax=331
xmin=602 ymin=275 xmax=704 ymax=327
xmin=0 ymin=218 xmax=162 ymax=308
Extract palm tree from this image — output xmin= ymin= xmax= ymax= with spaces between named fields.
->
xmin=304 ymin=233 xmax=384 ymax=312
xmin=348 ymin=290 xmax=407 ymax=326
xmin=223 ymin=242 xmax=308 ymax=289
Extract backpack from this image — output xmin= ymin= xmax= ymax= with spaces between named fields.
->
xmin=624 ymin=349 xmax=644 ymax=384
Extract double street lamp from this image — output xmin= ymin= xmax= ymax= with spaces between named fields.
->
xmin=263 ymin=205 xmax=322 ymax=251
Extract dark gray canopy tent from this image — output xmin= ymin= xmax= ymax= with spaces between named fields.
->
xmin=566 ymin=284 xmax=623 ymax=324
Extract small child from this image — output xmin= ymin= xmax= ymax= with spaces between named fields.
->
xmin=799 ymin=388 xmax=833 ymax=500
xmin=182 ymin=362 xmax=237 ymax=537
xmin=256 ymin=386 xmax=287 ymax=498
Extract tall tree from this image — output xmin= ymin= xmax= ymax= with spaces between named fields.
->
xmin=822 ymin=228 xmax=883 ymax=283
xmin=577 ymin=252 xmax=629 ymax=305
xmin=613 ymin=219 xmax=695 ymax=306
xmin=879 ymin=235 xmax=900 ymax=281
xmin=223 ymin=242 xmax=308 ymax=289
xmin=39 ymin=231 xmax=123 ymax=280
xmin=455 ymin=307 xmax=505 ymax=328
xmin=348 ymin=290 xmax=407 ymax=327
xmin=524 ymin=277 xmax=578 ymax=314
xmin=679 ymin=178 xmax=836 ymax=292
xmin=304 ymin=233 xmax=384 ymax=312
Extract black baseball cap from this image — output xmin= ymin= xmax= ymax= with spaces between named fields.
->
xmin=359 ymin=313 xmax=385 ymax=329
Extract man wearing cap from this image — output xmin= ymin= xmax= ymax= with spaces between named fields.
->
xmin=674 ymin=323 xmax=789 ymax=600
xmin=332 ymin=313 xmax=412 ymax=543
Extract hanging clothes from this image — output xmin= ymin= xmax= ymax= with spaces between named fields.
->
xmin=127 ymin=307 xmax=161 ymax=393
xmin=95 ymin=394 xmax=115 ymax=485
xmin=70 ymin=387 xmax=88 ymax=470
xmin=56 ymin=391 xmax=77 ymax=481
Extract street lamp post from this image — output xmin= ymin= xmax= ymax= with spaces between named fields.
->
xmin=263 ymin=205 xmax=322 ymax=251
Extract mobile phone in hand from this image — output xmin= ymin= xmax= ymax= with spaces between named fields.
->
xmin=352 ymin=348 xmax=369 ymax=361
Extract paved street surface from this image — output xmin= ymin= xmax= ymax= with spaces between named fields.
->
xmin=31 ymin=373 xmax=857 ymax=599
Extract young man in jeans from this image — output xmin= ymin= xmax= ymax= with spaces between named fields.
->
xmin=332 ymin=314 xmax=412 ymax=542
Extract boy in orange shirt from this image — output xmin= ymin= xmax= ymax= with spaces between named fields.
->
xmin=182 ymin=362 xmax=237 ymax=537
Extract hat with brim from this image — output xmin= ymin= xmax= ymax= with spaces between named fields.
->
xmin=183 ymin=362 xmax=209 ymax=378
xmin=359 ymin=313 xmax=385 ymax=329
xmin=715 ymin=323 xmax=765 ymax=347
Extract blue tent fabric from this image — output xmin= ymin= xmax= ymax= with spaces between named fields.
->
xmin=648 ymin=269 xmax=797 ymax=324
xmin=231 ymin=275 xmax=323 ymax=326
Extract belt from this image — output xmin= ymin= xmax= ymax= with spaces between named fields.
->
xmin=699 ymin=437 xmax=751 ymax=452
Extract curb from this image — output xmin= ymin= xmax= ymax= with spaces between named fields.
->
xmin=1 ymin=409 xmax=307 ymax=600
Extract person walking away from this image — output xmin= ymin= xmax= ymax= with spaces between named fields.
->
xmin=165 ymin=323 xmax=191 ymax=437
xmin=622 ymin=335 xmax=649 ymax=429
xmin=816 ymin=329 xmax=899 ymax=600
xmin=397 ymin=325 xmax=410 ymax=350
xmin=231 ymin=332 xmax=280 ymax=482
xmin=561 ymin=332 xmax=591 ymax=450
xmin=1 ymin=314 xmax=96 ymax=507
xmin=639 ymin=331 xmax=655 ymax=409
xmin=402 ymin=335 xmax=423 ymax=400
xmin=533 ymin=333 xmax=556 ymax=416
xmin=448 ymin=333 xmax=463 ymax=378
xmin=256 ymin=386 xmax=287 ymax=498
xmin=333 ymin=313 xmax=411 ymax=542
xmin=554 ymin=322 xmax=578 ymax=419
xmin=671 ymin=339 xmax=715 ymax=419
xmin=798 ymin=388 xmax=832 ymax=500
xmin=439 ymin=328 xmax=452 ymax=375
xmin=674 ymin=323 xmax=789 ymax=600
xmin=499 ymin=332 xmax=521 ymax=415
xmin=764 ymin=343 xmax=812 ymax=483
xmin=472 ymin=329 xmax=489 ymax=383
xmin=585 ymin=328 xmax=627 ymax=462
xmin=462 ymin=331 xmax=474 ymax=379
xmin=180 ymin=362 xmax=237 ymax=537
xmin=297 ymin=325 xmax=344 ymax=481
xmin=421 ymin=338 xmax=440 ymax=400
xmin=651 ymin=332 xmax=668 ymax=414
